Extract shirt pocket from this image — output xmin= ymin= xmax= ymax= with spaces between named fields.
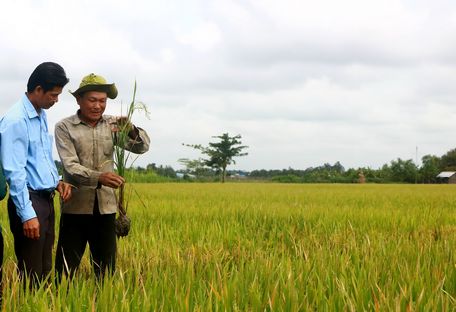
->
xmin=103 ymin=137 xmax=114 ymax=156
xmin=28 ymin=139 xmax=40 ymax=156
xmin=47 ymin=134 xmax=54 ymax=150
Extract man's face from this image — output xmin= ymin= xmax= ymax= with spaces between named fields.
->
xmin=77 ymin=91 xmax=108 ymax=124
xmin=36 ymin=86 xmax=63 ymax=110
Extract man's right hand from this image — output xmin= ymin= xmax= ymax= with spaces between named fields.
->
xmin=99 ymin=172 xmax=125 ymax=189
xmin=23 ymin=217 xmax=40 ymax=240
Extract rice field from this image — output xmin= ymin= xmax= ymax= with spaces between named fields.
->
xmin=0 ymin=183 xmax=455 ymax=311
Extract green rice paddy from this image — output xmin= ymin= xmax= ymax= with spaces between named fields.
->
xmin=0 ymin=183 xmax=455 ymax=311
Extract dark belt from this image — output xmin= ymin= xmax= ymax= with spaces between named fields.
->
xmin=28 ymin=188 xmax=55 ymax=199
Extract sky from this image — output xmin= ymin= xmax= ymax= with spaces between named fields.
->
xmin=1 ymin=0 xmax=456 ymax=171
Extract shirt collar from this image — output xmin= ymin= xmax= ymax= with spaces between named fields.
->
xmin=22 ymin=94 xmax=40 ymax=119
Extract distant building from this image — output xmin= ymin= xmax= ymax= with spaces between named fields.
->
xmin=436 ymin=171 xmax=456 ymax=184
xmin=176 ymin=172 xmax=196 ymax=179
xmin=229 ymin=173 xmax=247 ymax=179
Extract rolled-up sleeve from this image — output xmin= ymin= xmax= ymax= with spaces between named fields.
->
xmin=124 ymin=127 xmax=150 ymax=154
xmin=55 ymin=122 xmax=101 ymax=188
xmin=0 ymin=119 xmax=35 ymax=222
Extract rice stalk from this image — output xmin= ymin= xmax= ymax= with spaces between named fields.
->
xmin=111 ymin=81 xmax=149 ymax=235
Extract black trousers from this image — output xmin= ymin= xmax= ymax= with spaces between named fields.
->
xmin=7 ymin=193 xmax=55 ymax=283
xmin=55 ymin=201 xmax=116 ymax=279
xmin=0 ymin=226 xmax=3 ymax=305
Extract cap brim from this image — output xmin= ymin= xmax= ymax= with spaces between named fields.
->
xmin=70 ymin=83 xmax=118 ymax=99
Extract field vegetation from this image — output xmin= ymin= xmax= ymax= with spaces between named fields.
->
xmin=0 ymin=183 xmax=454 ymax=310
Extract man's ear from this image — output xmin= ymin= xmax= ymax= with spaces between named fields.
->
xmin=33 ymin=85 xmax=44 ymax=95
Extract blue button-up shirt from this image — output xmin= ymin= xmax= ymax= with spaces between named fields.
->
xmin=0 ymin=94 xmax=59 ymax=222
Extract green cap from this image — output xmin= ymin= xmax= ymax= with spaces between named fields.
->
xmin=70 ymin=73 xmax=118 ymax=99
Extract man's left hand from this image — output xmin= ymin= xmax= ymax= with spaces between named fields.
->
xmin=57 ymin=181 xmax=72 ymax=202
xmin=115 ymin=117 xmax=139 ymax=139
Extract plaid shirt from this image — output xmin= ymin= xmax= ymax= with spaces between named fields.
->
xmin=55 ymin=112 xmax=150 ymax=214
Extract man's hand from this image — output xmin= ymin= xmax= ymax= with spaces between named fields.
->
xmin=23 ymin=217 xmax=40 ymax=240
xmin=114 ymin=117 xmax=139 ymax=139
xmin=99 ymin=172 xmax=125 ymax=189
xmin=57 ymin=181 xmax=72 ymax=202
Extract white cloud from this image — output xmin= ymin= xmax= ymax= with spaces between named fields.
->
xmin=176 ymin=21 xmax=222 ymax=52
xmin=1 ymin=0 xmax=456 ymax=170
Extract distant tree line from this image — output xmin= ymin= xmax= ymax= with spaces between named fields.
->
xmin=54 ymin=147 xmax=456 ymax=184
xmin=249 ymin=149 xmax=453 ymax=184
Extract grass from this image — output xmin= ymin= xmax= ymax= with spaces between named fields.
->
xmin=0 ymin=183 xmax=455 ymax=310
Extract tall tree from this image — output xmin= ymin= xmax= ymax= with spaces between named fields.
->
xmin=184 ymin=133 xmax=248 ymax=182
xmin=439 ymin=148 xmax=456 ymax=171
xmin=420 ymin=154 xmax=441 ymax=183
xmin=389 ymin=158 xmax=418 ymax=183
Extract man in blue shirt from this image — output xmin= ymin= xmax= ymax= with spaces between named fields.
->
xmin=0 ymin=167 xmax=6 ymax=303
xmin=0 ymin=62 xmax=72 ymax=284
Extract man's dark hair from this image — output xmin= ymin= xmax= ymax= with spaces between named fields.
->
xmin=27 ymin=62 xmax=69 ymax=93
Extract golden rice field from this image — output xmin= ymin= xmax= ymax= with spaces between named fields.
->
xmin=0 ymin=183 xmax=455 ymax=311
